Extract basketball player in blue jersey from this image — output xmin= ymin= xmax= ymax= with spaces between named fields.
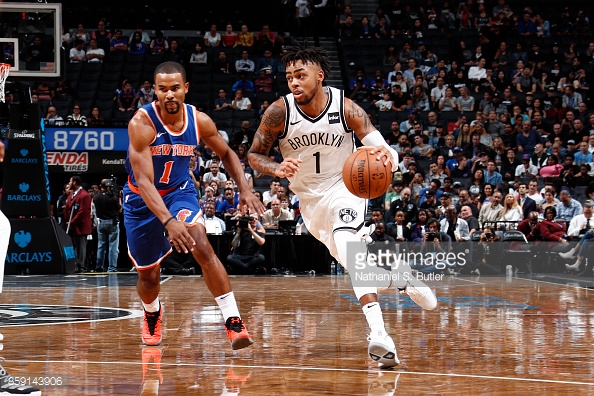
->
xmin=124 ymin=62 xmax=265 ymax=349
xmin=248 ymin=46 xmax=437 ymax=368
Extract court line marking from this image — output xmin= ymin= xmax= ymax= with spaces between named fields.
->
xmin=5 ymin=359 xmax=594 ymax=386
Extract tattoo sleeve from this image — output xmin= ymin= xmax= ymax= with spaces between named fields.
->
xmin=248 ymin=104 xmax=285 ymax=176
xmin=346 ymin=100 xmax=375 ymax=135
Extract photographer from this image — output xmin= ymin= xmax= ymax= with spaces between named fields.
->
xmin=469 ymin=226 xmax=501 ymax=275
xmin=417 ymin=218 xmax=452 ymax=273
xmin=92 ymin=178 xmax=122 ymax=272
xmin=226 ymin=215 xmax=266 ymax=274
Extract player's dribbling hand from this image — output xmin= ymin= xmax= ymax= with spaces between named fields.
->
xmin=276 ymin=158 xmax=302 ymax=178
xmin=368 ymin=145 xmax=394 ymax=169
xmin=166 ymin=220 xmax=196 ymax=254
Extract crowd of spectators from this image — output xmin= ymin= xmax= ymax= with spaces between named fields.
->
xmin=6 ymin=2 xmax=594 ymax=275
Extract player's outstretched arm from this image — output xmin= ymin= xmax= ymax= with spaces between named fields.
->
xmin=198 ymin=111 xmax=265 ymax=217
xmin=344 ymin=97 xmax=398 ymax=170
xmin=128 ymin=113 xmax=195 ymax=252
xmin=248 ymin=100 xmax=301 ymax=178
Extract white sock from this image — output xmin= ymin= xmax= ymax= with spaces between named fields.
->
xmin=142 ymin=297 xmax=160 ymax=313
xmin=215 ymin=292 xmax=240 ymax=322
xmin=362 ymin=302 xmax=385 ymax=333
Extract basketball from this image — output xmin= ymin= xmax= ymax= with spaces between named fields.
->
xmin=342 ymin=147 xmax=392 ymax=199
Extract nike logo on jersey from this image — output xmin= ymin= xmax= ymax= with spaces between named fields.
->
xmin=290 ymin=120 xmax=302 ymax=125
xmin=367 ymin=303 xmax=379 ymax=309
xmin=156 ymin=131 xmax=167 ymax=138
xmin=180 ymin=181 xmax=189 ymax=190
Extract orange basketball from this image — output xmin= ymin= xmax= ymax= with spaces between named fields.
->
xmin=342 ymin=147 xmax=392 ymax=199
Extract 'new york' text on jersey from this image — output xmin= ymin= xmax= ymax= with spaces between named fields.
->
xmin=125 ymin=102 xmax=200 ymax=191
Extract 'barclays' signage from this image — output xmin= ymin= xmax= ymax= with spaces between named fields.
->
xmin=6 ymin=229 xmax=53 ymax=264
xmin=10 ymin=148 xmax=38 ymax=164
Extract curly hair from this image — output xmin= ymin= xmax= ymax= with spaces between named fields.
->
xmin=281 ymin=45 xmax=331 ymax=82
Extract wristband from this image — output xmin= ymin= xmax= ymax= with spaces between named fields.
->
xmin=163 ymin=216 xmax=176 ymax=228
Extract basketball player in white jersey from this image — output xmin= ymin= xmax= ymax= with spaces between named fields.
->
xmin=248 ymin=46 xmax=437 ymax=368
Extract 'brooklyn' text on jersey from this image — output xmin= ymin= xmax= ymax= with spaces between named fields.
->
xmin=286 ymin=132 xmax=345 ymax=150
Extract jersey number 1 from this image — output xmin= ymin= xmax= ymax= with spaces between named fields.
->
xmin=313 ymin=151 xmax=320 ymax=173
xmin=159 ymin=161 xmax=174 ymax=183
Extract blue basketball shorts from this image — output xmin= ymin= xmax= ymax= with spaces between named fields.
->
xmin=123 ymin=181 xmax=204 ymax=268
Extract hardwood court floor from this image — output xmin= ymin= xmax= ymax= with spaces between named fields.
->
xmin=0 ymin=273 xmax=593 ymax=395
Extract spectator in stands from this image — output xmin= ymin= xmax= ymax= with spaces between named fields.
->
xmin=214 ymin=89 xmax=232 ymax=111
xmin=574 ymin=141 xmax=593 ymax=165
xmin=129 ymin=26 xmax=151 ymax=46
xmin=256 ymin=49 xmax=278 ymax=75
xmin=232 ymin=72 xmax=255 ymax=93
xmin=214 ymin=51 xmax=230 ymax=74
xmin=478 ymin=190 xmax=503 ymax=228
xmin=204 ymin=24 xmax=221 ymax=48
xmin=88 ymin=107 xmax=105 ymax=127
xmin=69 ymin=39 xmax=85 ymax=63
xmin=44 ymin=106 xmax=63 ymax=126
xmin=189 ymin=43 xmax=207 ymax=64
xmin=411 ymin=86 xmax=429 ymax=111
xmin=216 ymin=187 xmax=240 ymax=218
xmin=109 ymin=30 xmax=128 ymax=53
xmin=562 ymin=86 xmax=582 ymax=110
xmin=516 ymin=120 xmax=540 ymax=154
xmin=438 ymin=87 xmax=457 ymax=112
xmin=231 ymin=89 xmax=252 ymax=110
xmin=165 ymin=39 xmax=185 ymax=64
xmin=441 ymin=205 xmax=470 ymax=243
xmin=237 ymin=24 xmax=254 ymax=48
xmin=254 ymin=70 xmax=273 ymax=93
xmin=389 ymin=187 xmax=417 ymax=224
xmin=391 ymin=84 xmax=412 ymax=111
xmin=262 ymin=198 xmax=293 ymax=229
xmin=22 ymin=35 xmax=52 ymax=70
xmin=117 ymin=82 xmax=137 ymax=114
xmin=500 ymin=193 xmax=523 ymax=223
xmin=138 ymin=80 xmax=155 ymax=108
xmin=91 ymin=20 xmax=111 ymax=53
xmin=337 ymin=15 xmax=356 ymax=42
xmin=85 ymin=38 xmax=104 ymax=63
xmin=203 ymin=202 xmax=226 ymax=235
xmin=540 ymin=206 xmax=570 ymax=251
xmin=484 ymin=160 xmax=502 ymax=186
xmin=129 ymin=32 xmax=148 ymax=55
xmin=235 ymin=50 xmax=255 ymax=73
xmin=66 ymin=104 xmax=87 ymax=127
xmin=556 ymin=189 xmax=583 ymax=220
xmin=70 ymin=23 xmax=89 ymax=46
xmin=460 ymin=203 xmax=480 ymax=234
xmin=255 ymin=24 xmax=275 ymax=54
xmin=456 ymin=86 xmax=475 ymax=112
xmin=203 ymin=163 xmax=228 ymax=189
xmin=222 ymin=23 xmax=238 ymax=47
xmin=231 ymin=120 xmax=255 ymax=150
xmin=150 ymin=31 xmax=169 ymax=54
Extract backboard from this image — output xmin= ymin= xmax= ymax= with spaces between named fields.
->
xmin=0 ymin=2 xmax=62 ymax=79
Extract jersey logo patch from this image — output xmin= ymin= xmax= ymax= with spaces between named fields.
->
xmin=328 ymin=112 xmax=340 ymax=124
xmin=339 ymin=208 xmax=357 ymax=223
xmin=176 ymin=209 xmax=193 ymax=222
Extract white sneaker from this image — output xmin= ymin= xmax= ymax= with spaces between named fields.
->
xmin=559 ymin=248 xmax=576 ymax=259
xmin=399 ymin=277 xmax=437 ymax=311
xmin=367 ymin=330 xmax=400 ymax=368
xmin=566 ymin=261 xmax=581 ymax=271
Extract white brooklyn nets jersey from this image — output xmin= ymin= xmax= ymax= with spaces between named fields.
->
xmin=279 ymin=86 xmax=356 ymax=199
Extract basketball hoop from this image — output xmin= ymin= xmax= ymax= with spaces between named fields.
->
xmin=0 ymin=63 xmax=10 ymax=103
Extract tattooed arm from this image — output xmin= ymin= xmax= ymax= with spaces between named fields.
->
xmin=344 ymin=97 xmax=377 ymax=141
xmin=344 ymin=97 xmax=399 ymax=170
xmin=248 ymin=99 xmax=302 ymax=178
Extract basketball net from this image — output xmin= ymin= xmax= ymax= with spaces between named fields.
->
xmin=0 ymin=63 xmax=10 ymax=103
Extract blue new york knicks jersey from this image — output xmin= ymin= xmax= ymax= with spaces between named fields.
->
xmin=126 ymin=102 xmax=200 ymax=191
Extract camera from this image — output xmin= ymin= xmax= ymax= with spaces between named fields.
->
xmin=427 ymin=231 xmax=437 ymax=240
xmin=238 ymin=215 xmax=254 ymax=229
xmin=104 ymin=176 xmax=119 ymax=195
